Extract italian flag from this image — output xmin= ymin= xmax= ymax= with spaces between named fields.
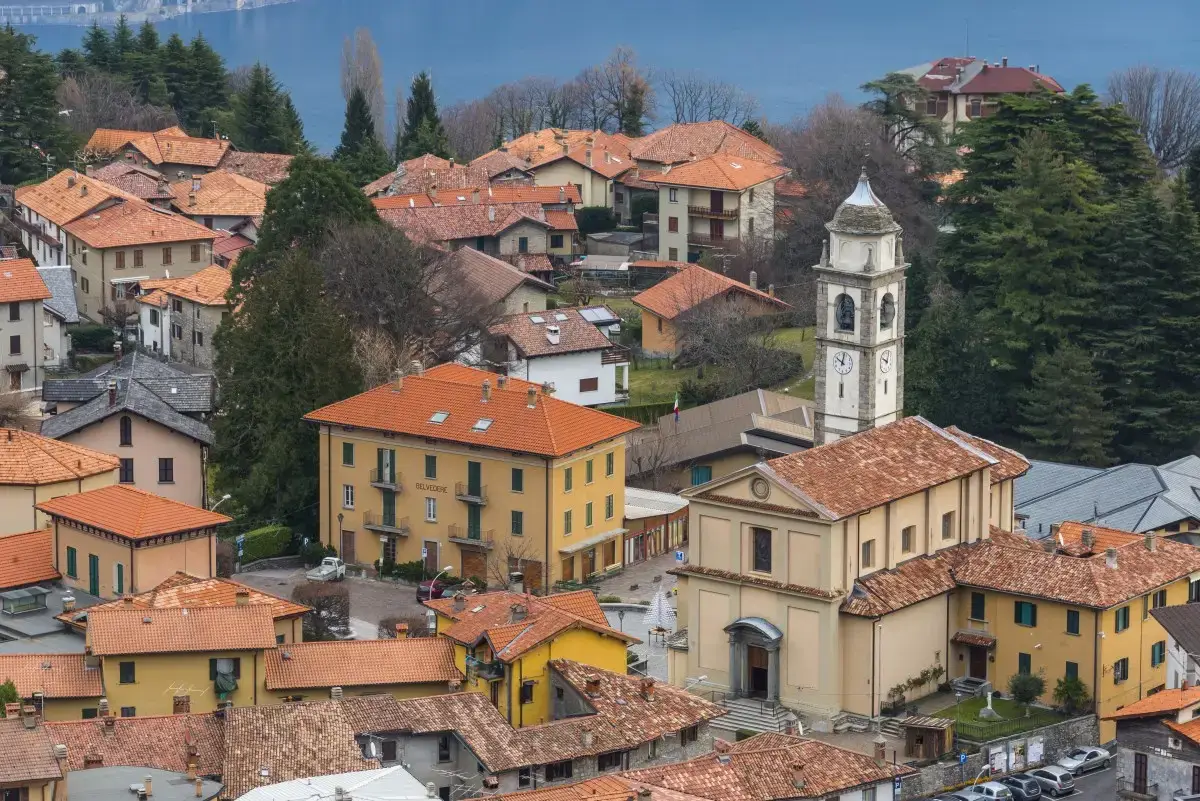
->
xmin=673 ymin=392 xmax=680 ymax=421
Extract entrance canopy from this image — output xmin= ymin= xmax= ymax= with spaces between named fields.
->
xmin=724 ymin=616 xmax=783 ymax=643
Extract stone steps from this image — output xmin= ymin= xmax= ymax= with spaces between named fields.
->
xmin=718 ymin=697 xmax=800 ymax=735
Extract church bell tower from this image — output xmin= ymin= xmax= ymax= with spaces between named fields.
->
xmin=812 ymin=169 xmax=908 ymax=445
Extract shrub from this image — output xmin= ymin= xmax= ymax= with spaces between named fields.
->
xmin=71 ymin=353 xmax=116 ymax=373
xmin=71 ymin=324 xmax=116 ymax=353
xmin=391 ymin=559 xmax=427 ymax=583
xmin=1008 ymin=671 xmax=1047 ymax=714
xmin=631 ymin=195 xmax=657 ymax=228
xmin=238 ymin=524 xmax=291 ymax=564
xmin=1052 ymin=675 xmax=1092 ymax=715
xmin=293 ymin=582 xmax=350 ymax=641
xmin=597 ymin=594 xmax=623 ymax=603
xmin=576 ymin=206 xmax=617 ymax=236
xmin=300 ymin=540 xmax=334 ymax=567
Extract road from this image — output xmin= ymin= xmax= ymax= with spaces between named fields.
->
xmin=1062 ymin=764 xmax=1116 ymax=801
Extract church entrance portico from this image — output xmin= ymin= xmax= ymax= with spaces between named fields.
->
xmin=726 ymin=617 xmax=782 ymax=701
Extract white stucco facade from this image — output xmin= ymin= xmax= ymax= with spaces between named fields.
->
xmin=505 ymin=348 xmax=624 ymax=407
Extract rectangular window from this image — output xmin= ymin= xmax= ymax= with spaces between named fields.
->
xmin=133 ymin=249 xmax=143 ymax=267
xmin=861 ymin=539 xmax=875 ymax=568
xmin=586 ymin=459 xmax=594 ymax=484
xmin=172 ymin=323 xmax=183 ymax=340
xmin=119 ymin=661 xmax=136 ymax=684
xmin=564 ymin=509 xmax=573 ymax=535
xmin=150 ymin=308 xmax=159 ymax=326
xmin=437 ymin=735 xmax=451 ymax=762
xmin=193 ymin=330 xmax=204 ymax=347
xmin=425 ymin=497 xmax=437 ymax=522
xmin=520 ymin=680 xmax=535 ymax=704
xmin=668 ymin=247 xmax=678 ymax=261
xmin=597 ymin=751 xmax=624 ymax=772
xmin=941 ymin=511 xmax=956 ymax=539
xmin=7 ymin=302 xmax=18 ymax=322
xmin=172 ymin=298 xmax=183 ymax=314
xmin=690 ymin=465 xmax=713 ymax=486
xmin=1191 ymin=579 xmax=1200 ymax=603
xmin=120 ymin=707 xmax=136 ymax=718
xmin=585 ymin=502 xmax=594 ymax=527
xmin=605 ymin=452 xmax=614 ymax=477
xmin=1065 ymin=661 xmax=1079 ymax=680
xmin=119 ymin=458 xmax=134 ymax=484
xmin=342 ymin=484 xmax=355 ymax=509
xmin=550 ymin=234 xmax=564 ymax=249
xmin=752 ymin=527 xmax=772 ymax=573
xmin=901 ymin=525 xmax=915 ymax=554
xmin=970 ymin=592 xmax=986 ymax=621
xmin=190 ymin=243 xmax=202 ymax=262
xmin=579 ymin=377 xmax=598 ymax=392
xmin=381 ymin=740 xmax=397 ymax=762
xmin=342 ymin=442 xmax=354 ymax=466
xmin=511 ymin=467 xmax=523 ymax=492
xmin=1015 ymin=601 xmax=1038 ymax=627
xmin=668 ymin=188 xmax=678 ymax=203
xmin=1018 ymin=652 xmax=1031 ymax=675
xmin=114 ymin=251 xmax=125 ymax=270
xmin=114 ymin=562 xmax=123 ymax=595
xmin=605 ymin=494 xmax=614 ymax=520
xmin=162 ymin=246 xmax=173 ymax=265
xmin=1116 ymin=605 xmax=1131 ymax=633
xmin=511 ymin=510 xmax=524 ymax=536
xmin=425 ymin=454 xmax=437 ymax=479
xmin=1067 ymin=609 xmax=1081 ymax=635
xmin=208 ymin=658 xmax=241 ymax=680
xmin=1154 ymin=589 xmax=1168 ymax=609
xmin=518 ymin=768 xmax=532 ymax=788
xmin=680 ymin=725 xmax=698 ymax=745
xmin=8 ymin=335 xmax=19 ymax=355
xmin=66 ymin=546 xmax=77 ymax=578
xmin=157 ymin=458 xmax=173 ymax=484
xmin=1153 ymin=640 xmax=1167 ymax=667
xmin=545 ymin=760 xmax=573 ymax=781
xmin=668 ymin=216 xmax=679 ymax=232
xmin=1114 ymin=657 xmax=1129 ymax=683
xmin=82 ymin=708 xmax=98 ymax=719
xmin=565 ymin=467 xmax=573 ymax=492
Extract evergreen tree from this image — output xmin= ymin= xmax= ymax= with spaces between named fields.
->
xmin=229 ymin=63 xmax=292 ymax=153
xmin=333 ymin=87 xmax=394 ymax=186
xmin=184 ymin=33 xmax=227 ymax=133
xmin=861 ymin=72 xmax=955 ymax=177
xmin=81 ymin=21 xmax=111 ymax=72
xmin=160 ymin=33 xmax=192 ymax=123
xmin=741 ymin=119 xmax=765 ymax=141
xmin=136 ymin=21 xmax=159 ymax=55
xmin=618 ymin=77 xmax=650 ymax=137
xmin=1017 ymin=345 xmax=1115 ymax=467
xmin=0 ymin=27 xmax=76 ymax=186
xmin=1186 ymin=145 xmax=1200 ymax=213
xmin=397 ymin=71 xmax=450 ymax=160
xmin=111 ymin=14 xmax=135 ymax=73
xmin=54 ymin=48 xmax=86 ymax=77
xmin=279 ymin=93 xmax=312 ymax=155
xmin=0 ymin=679 xmax=16 ymax=714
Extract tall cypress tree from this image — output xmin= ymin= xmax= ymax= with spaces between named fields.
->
xmin=81 ymin=22 xmax=111 ymax=72
xmin=1186 ymin=145 xmax=1200 ymax=213
xmin=397 ymin=71 xmax=450 ymax=160
xmin=1017 ymin=345 xmax=1115 ymax=467
xmin=334 ymin=87 xmax=394 ymax=186
xmin=280 ymin=94 xmax=312 ymax=156
xmin=230 ymin=63 xmax=288 ymax=152
xmin=136 ymin=21 xmax=159 ymax=55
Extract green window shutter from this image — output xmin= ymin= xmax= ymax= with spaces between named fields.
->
xmin=1014 ymin=602 xmax=1021 ymax=625
xmin=377 ymin=448 xmax=384 ymax=479
xmin=342 ymin=442 xmax=354 ymax=466
xmin=512 ymin=468 xmax=523 ymax=492
xmin=586 ymin=503 xmax=593 ymax=527
xmin=388 ymin=450 xmax=396 ymax=483
xmin=606 ymin=452 xmax=614 ymax=476
xmin=66 ymin=547 xmax=76 ymax=578
xmin=426 ymin=454 xmax=436 ymax=479
xmin=115 ymin=563 xmax=124 ymax=595
xmin=586 ymin=460 xmax=593 ymax=483
xmin=1030 ymin=604 xmax=1037 ymax=627
xmin=209 ymin=659 xmax=218 ymax=681
xmin=1065 ymin=661 xmax=1078 ymax=680
xmin=565 ymin=468 xmax=572 ymax=492
xmin=1018 ymin=653 xmax=1031 ymax=674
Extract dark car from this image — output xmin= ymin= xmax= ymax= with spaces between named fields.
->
xmin=999 ymin=774 xmax=1043 ymax=801
xmin=416 ymin=578 xmax=448 ymax=601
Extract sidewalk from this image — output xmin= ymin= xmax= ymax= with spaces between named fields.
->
xmin=590 ymin=546 xmax=687 ymax=603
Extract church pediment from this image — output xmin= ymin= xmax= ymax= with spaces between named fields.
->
xmin=684 ymin=464 xmax=828 ymax=520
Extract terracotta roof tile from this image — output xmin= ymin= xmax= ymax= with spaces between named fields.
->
xmin=545 ymin=209 xmax=578 ymax=231
xmin=64 ymin=200 xmax=217 ymax=249
xmin=642 ymin=156 xmax=788 ymax=192
xmin=669 ymin=564 xmax=840 ymax=602
xmin=951 ymin=631 xmax=996 ymax=647
xmin=368 ymin=159 xmax=494 ymax=196
xmin=379 ymin=185 xmax=581 ymax=207
xmin=129 ymin=133 xmax=231 ymax=168
xmin=944 ymin=426 xmax=1030 ymax=483
xmin=0 ymin=428 xmax=118 ymax=485
xmin=86 ymin=605 xmax=277 ymax=656
xmin=493 ymin=777 xmax=638 ymax=801
xmin=431 ymin=247 xmax=553 ymax=306
xmin=37 ymin=484 xmax=229 ymax=540
xmin=539 ymin=590 xmax=611 ymax=626
xmin=0 ymin=653 xmax=101 ymax=699
xmin=87 ymin=162 xmax=173 ymax=201
xmin=264 ymin=638 xmax=462 ymax=690
xmin=959 ymin=66 xmax=1064 ymax=95
xmin=212 ymin=230 xmax=254 ymax=263
xmin=764 ymin=417 xmax=997 ymax=520
xmin=1107 ymin=687 xmax=1200 ymax=720
xmin=0 ymin=258 xmax=49 ymax=303
xmin=840 ymin=554 xmax=958 ymax=617
xmin=378 ymin=202 xmax=549 ymax=243
xmin=149 ymin=265 xmax=231 ymax=306
xmin=304 ymin=363 xmax=639 ymax=458
xmin=216 ymin=151 xmax=294 ymax=185
xmin=470 ymin=151 xmax=536 ymax=181
xmin=47 ymin=712 xmax=225 ymax=775
xmin=370 ymin=192 xmax=436 ymax=209
xmin=0 ymin=528 xmax=59 ymax=590
xmin=632 ymin=265 xmax=791 ymax=321
xmin=169 ymin=170 xmax=268 ymax=217
xmin=85 ymin=128 xmax=151 ymax=154
xmin=629 ymin=260 xmax=688 ymax=270
xmin=491 ymin=307 xmax=613 ymax=358
xmin=135 ymin=288 xmax=169 ymax=308
xmin=1165 ymin=716 xmax=1200 ymax=747
xmin=15 ymin=169 xmax=140 ymax=227
xmin=0 ymin=717 xmax=61 ymax=783
xmin=629 ymin=121 xmax=782 ymax=166
xmin=474 ymin=129 xmax=633 ymax=179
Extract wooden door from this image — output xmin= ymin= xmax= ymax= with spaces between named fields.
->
xmin=747 ymin=646 xmax=769 ymax=697
xmin=709 ymin=218 xmax=724 ymax=241
xmin=467 ymin=505 xmax=482 ymax=539
xmin=1134 ymin=752 xmax=1147 ymax=795
xmin=969 ymin=646 xmax=988 ymax=679
xmin=710 ymin=190 xmax=723 ymax=213
xmin=467 ymin=461 xmax=482 ymax=496
xmin=340 ymin=530 xmax=356 ymax=564
xmin=8 ymin=372 xmax=19 ymax=391
xmin=423 ymin=541 xmax=439 ymax=575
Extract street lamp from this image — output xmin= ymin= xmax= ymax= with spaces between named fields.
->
xmin=210 ymin=493 xmax=232 ymax=512
xmin=431 ymin=565 xmax=454 ymax=585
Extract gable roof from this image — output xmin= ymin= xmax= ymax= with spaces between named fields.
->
xmin=470 ymin=150 xmax=537 ymax=181
xmin=304 ymin=363 xmax=639 ymax=458
xmin=900 ymin=57 xmax=1063 ymax=95
xmin=127 ymin=131 xmax=231 ymax=168
xmin=630 ymin=121 xmax=782 ymax=166
xmin=36 ymin=484 xmax=231 ymax=540
xmin=148 ymin=265 xmax=231 ymax=306
xmin=85 ymin=127 xmax=156 ymax=154
xmin=37 ymin=265 xmax=80 ymax=323
xmin=87 ymin=162 xmax=173 ymax=201
xmin=1106 ymin=686 xmax=1200 ymax=720
xmin=762 ymin=417 xmax=998 ymax=520
xmin=216 ymin=150 xmax=293 ymax=185
xmin=434 ymin=246 xmax=553 ymax=306
xmin=944 ymin=426 xmax=1030 ymax=483
xmin=0 ymin=653 xmax=102 ymax=699
xmin=0 ymin=717 xmax=61 ymax=784
xmin=64 ymin=199 xmax=217 ymax=249
xmin=0 ymin=528 xmax=59 ymax=590
xmin=643 ymin=155 xmax=788 ymax=192
xmin=0 ymin=428 xmax=118 ymax=485
xmin=0 ymin=257 xmax=50 ymax=303
xmin=264 ymin=638 xmax=462 ymax=690
xmin=85 ymin=605 xmax=276 ymax=656
xmin=15 ymin=169 xmax=139 ymax=227
xmin=169 ymin=170 xmax=269 ymax=218
xmin=46 ymin=712 xmax=225 ymax=775
xmin=632 ymin=266 xmax=790 ymax=321
xmin=378 ymin=202 xmax=549 ymax=244
xmin=40 ymin=375 xmax=215 ymax=445
xmin=474 ymin=129 xmax=633 ymax=179
xmin=492 ymin=307 xmax=614 ymax=359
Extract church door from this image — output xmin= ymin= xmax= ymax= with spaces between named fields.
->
xmin=747 ymin=645 xmax=770 ymax=698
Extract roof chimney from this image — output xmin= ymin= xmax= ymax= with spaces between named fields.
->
xmin=1146 ymin=532 xmax=1158 ymax=552
xmin=510 ymin=603 xmax=527 ymax=623
xmin=873 ymin=733 xmax=887 ymax=766
xmin=1106 ymin=547 xmax=1118 ymax=569
xmin=186 ymin=762 xmax=197 ymax=781
xmin=527 ymin=387 xmax=537 ymax=409
xmin=107 ymin=380 xmax=117 ymax=406
xmin=411 ymin=360 xmax=424 ymax=376
xmin=482 ymin=379 xmax=491 ymax=403
xmin=1082 ymin=529 xmax=1095 ymax=552
xmin=21 ymin=704 xmax=36 ymax=728
xmin=1041 ymin=538 xmax=1056 ymax=553
xmin=3 ymin=703 xmax=19 ymax=718
xmin=558 ymin=187 xmax=566 ymax=203
xmin=488 ymin=206 xmax=496 ymax=223
xmin=330 ymin=686 xmax=343 ymax=700
xmin=80 ymin=184 xmax=88 ymax=197
xmin=791 ymin=764 xmax=805 ymax=791
xmin=748 ymin=270 xmax=758 ymax=290
xmin=63 ymin=595 xmax=76 ymax=612
xmin=639 ymin=677 xmax=656 ymax=701
xmin=122 ymin=596 xmax=133 ymax=608
xmin=98 ymin=698 xmax=110 ymax=717
xmin=393 ymin=370 xmax=404 ymax=391
xmin=713 ymin=739 xmax=732 ymax=754
xmin=453 ymin=592 xmax=466 ymax=612
xmin=497 ymin=374 xmax=507 ymax=390
xmin=1002 ymin=56 xmax=1009 ymax=67
xmin=545 ymin=324 xmax=560 ymax=345
xmin=395 ymin=622 xmax=409 ymax=637
xmin=84 ymin=752 xmax=103 ymax=769
xmin=235 ymin=589 xmax=250 ymax=605
xmin=580 ymin=726 xmax=594 ymax=748
xmin=144 ymin=774 xmax=154 ymax=797
xmin=188 ymin=192 xmax=196 ymax=207
xmin=426 ymin=783 xmax=438 ymax=799
xmin=103 ymin=715 xmax=115 ymax=734
xmin=194 ymin=778 xmax=203 ymax=799
xmin=67 ymin=175 xmax=77 ymax=188
xmin=585 ymin=150 xmax=593 ymax=167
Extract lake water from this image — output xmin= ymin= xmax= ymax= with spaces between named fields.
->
xmin=20 ymin=0 xmax=1200 ymax=152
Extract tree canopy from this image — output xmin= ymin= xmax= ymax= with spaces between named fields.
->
xmin=397 ymin=71 xmax=451 ymax=160
xmin=333 ymin=86 xmax=394 ymax=185
xmin=0 ymin=26 xmax=76 ymax=185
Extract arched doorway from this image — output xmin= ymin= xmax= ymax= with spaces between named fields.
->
xmin=725 ymin=617 xmax=782 ymax=701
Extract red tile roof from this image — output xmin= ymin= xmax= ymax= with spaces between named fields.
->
xmin=643 ymin=155 xmax=788 ymax=191
xmin=36 ymin=484 xmax=230 ymax=540
xmin=64 ymin=200 xmax=217 ymax=249
xmin=945 ymin=426 xmax=1030 ymax=483
xmin=493 ymin=777 xmax=639 ymax=801
xmin=85 ymin=128 xmax=153 ymax=154
xmin=15 ymin=169 xmax=140 ymax=227
xmin=491 ymin=307 xmax=614 ymax=358
xmin=0 ymin=653 xmax=101 ymax=699
xmin=630 ymin=121 xmax=782 ymax=166
xmin=46 ymin=713 xmax=225 ymax=775
xmin=168 ymin=170 xmax=268 ymax=217
xmin=0 ymin=257 xmax=50 ymax=303
xmin=264 ymin=638 xmax=463 ymax=689
xmin=128 ymin=132 xmax=231 ymax=168
xmin=217 ymin=151 xmax=294 ymax=185
xmin=960 ymin=65 xmax=1064 ymax=94
xmin=212 ymin=230 xmax=254 ymax=263
xmin=150 ymin=265 xmax=232 ymax=306
xmin=1106 ymin=687 xmax=1200 ymax=720
xmin=304 ymin=363 xmax=639 ymax=458
xmin=0 ymin=528 xmax=59 ymax=590
xmin=632 ymin=265 xmax=791 ymax=321
xmin=86 ymin=605 xmax=277 ymax=656
xmin=378 ymin=202 xmax=549 ymax=244
xmin=0 ymin=718 xmax=61 ymax=783
xmin=840 ymin=553 xmax=959 ymax=617
xmin=0 ymin=428 xmax=118 ymax=485
xmin=475 ymin=129 xmax=633 ymax=179
xmin=378 ymin=185 xmax=581 ymax=207
xmin=87 ymin=162 xmax=173 ymax=201
xmin=544 ymin=209 xmax=578 ymax=231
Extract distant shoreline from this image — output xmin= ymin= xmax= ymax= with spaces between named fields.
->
xmin=0 ymin=0 xmax=298 ymax=27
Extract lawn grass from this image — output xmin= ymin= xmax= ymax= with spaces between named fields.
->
xmin=930 ymin=696 xmax=1063 ymax=741
xmin=932 ymin=696 xmax=1028 ymax=720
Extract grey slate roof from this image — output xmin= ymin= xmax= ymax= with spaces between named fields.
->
xmin=1016 ymin=456 xmax=1200 ymax=537
xmin=36 ymin=266 xmax=78 ymax=323
xmin=41 ymin=379 xmax=214 ymax=445
xmin=1150 ymin=605 xmax=1200 ymax=659
xmin=43 ymin=352 xmax=213 ymax=413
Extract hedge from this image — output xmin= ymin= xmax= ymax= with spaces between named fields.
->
xmin=72 ymin=324 xmax=116 ymax=354
xmin=71 ymin=353 xmax=116 ymax=373
xmin=600 ymin=400 xmax=675 ymax=424
xmin=239 ymin=524 xmax=292 ymax=564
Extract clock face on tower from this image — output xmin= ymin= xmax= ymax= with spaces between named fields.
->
xmin=879 ymin=350 xmax=892 ymax=373
xmin=833 ymin=351 xmax=853 ymax=375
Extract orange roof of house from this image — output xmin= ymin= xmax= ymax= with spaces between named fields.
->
xmin=168 ymin=170 xmax=269 ymax=217
xmin=544 ymin=210 xmax=578 ymax=231
xmin=15 ymin=169 xmax=140 ymax=227
xmin=493 ymin=777 xmax=640 ymax=801
xmin=85 ymin=605 xmax=277 ymax=656
xmin=629 ymin=260 xmax=689 ymax=270
xmin=0 ymin=258 xmax=51 ymax=303
xmin=0 ymin=653 xmax=102 ymax=699
xmin=0 ymin=428 xmax=118 ymax=485
xmin=64 ymin=200 xmax=217 ymax=249
xmin=36 ymin=484 xmax=231 ymax=540
xmin=0 ymin=718 xmax=61 ymax=784
xmin=85 ymin=128 xmax=150 ymax=153
xmin=149 ymin=265 xmax=231 ymax=306
xmin=378 ymin=202 xmax=549 ymax=244
xmin=630 ymin=120 xmax=783 ymax=166
xmin=1056 ymin=521 xmax=1144 ymax=553
xmin=216 ymin=150 xmax=294 ymax=185
xmin=0 ymin=528 xmax=58 ymax=590
xmin=1165 ymin=716 xmax=1200 ymax=747
xmin=371 ymin=193 xmax=436 ymax=210
xmin=632 ymin=265 xmax=791 ymax=321
xmin=1107 ymin=687 xmax=1200 ymax=720
xmin=135 ymin=288 xmax=169 ymax=308
xmin=46 ymin=712 xmax=225 ymax=776
xmin=264 ymin=638 xmax=463 ymax=689
xmin=642 ymin=155 xmax=789 ymax=191
xmin=129 ymin=132 xmax=231 ymax=168
xmin=945 ymin=426 xmax=1031 ymax=483
xmin=304 ymin=363 xmax=638 ymax=457
xmin=475 ymin=129 xmax=633 ymax=179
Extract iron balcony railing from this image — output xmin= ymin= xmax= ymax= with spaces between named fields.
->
xmin=687 ymin=205 xmax=738 ymax=220
xmin=362 ymin=512 xmax=410 ymax=535
xmin=369 ymin=469 xmax=401 ymax=490
xmin=448 ymin=525 xmax=495 ymax=548
xmin=454 ymin=483 xmax=488 ymax=504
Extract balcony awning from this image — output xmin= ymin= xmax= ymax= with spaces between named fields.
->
xmin=5 ymin=363 xmax=28 ymax=373
xmin=559 ymin=527 xmax=627 ymax=555
xmin=952 ymin=630 xmax=996 ymax=648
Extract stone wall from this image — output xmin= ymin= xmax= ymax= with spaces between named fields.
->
xmin=900 ymin=715 xmax=1099 ymax=800
xmin=1117 ymin=746 xmax=1197 ymax=801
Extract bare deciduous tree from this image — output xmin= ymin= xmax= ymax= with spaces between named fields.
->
xmin=351 ymin=327 xmax=418 ymax=390
xmin=595 ymin=46 xmax=655 ymax=133
xmin=292 ymin=582 xmax=352 ymax=641
xmin=341 ymin=28 xmax=387 ymax=144
xmin=0 ymin=391 xmax=38 ymax=430
xmin=378 ymin=614 xmax=433 ymax=638
xmin=487 ymin=537 xmax=541 ymax=590
xmin=659 ymin=70 xmax=759 ymax=126
xmin=627 ymin=426 xmax=682 ymax=492
xmin=57 ymin=73 xmax=179 ymax=143
xmin=1108 ymin=65 xmax=1200 ymax=170
xmin=443 ymin=97 xmax=501 ymax=160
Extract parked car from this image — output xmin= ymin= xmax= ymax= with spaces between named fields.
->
xmin=1027 ymin=766 xmax=1076 ymax=797
xmin=305 ymin=556 xmax=345 ymax=582
xmin=998 ymin=774 xmax=1042 ymax=801
xmin=941 ymin=792 xmax=985 ymax=801
xmin=971 ymin=782 xmax=1013 ymax=799
xmin=417 ymin=578 xmax=449 ymax=601
xmin=1057 ymin=746 xmax=1111 ymax=775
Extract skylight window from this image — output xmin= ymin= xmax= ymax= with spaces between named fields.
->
xmin=472 ymin=418 xmax=494 ymax=432
xmin=554 ymin=313 xmax=568 ymax=321
xmin=429 ymin=411 xmax=449 ymax=424
xmin=529 ymin=316 xmax=545 ymax=324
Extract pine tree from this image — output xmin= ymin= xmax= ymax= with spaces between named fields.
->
xmin=184 ymin=33 xmax=227 ymax=133
xmin=1017 ymin=345 xmax=1114 ymax=467
xmin=0 ymin=27 xmax=77 ymax=186
xmin=161 ymin=33 xmax=192 ymax=120
xmin=279 ymin=93 xmax=311 ymax=155
xmin=1186 ymin=145 xmax=1200 ymax=213
xmin=618 ymin=77 xmax=650 ymax=136
xmin=54 ymin=48 xmax=86 ymax=77
xmin=741 ymin=119 xmax=765 ymax=141
xmin=81 ymin=21 xmax=111 ymax=72
xmin=229 ymin=63 xmax=291 ymax=153
xmin=136 ymin=21 xmax=159 ymax=55
xmin=397 ymin=71 xmax=450 ymax=160
xmin=111 ymin=14 xmax=135 ymax=73
xmin=334 ymin=87 xmax=394 ymax=185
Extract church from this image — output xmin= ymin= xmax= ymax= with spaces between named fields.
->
xmin=665 ymin=171 xmax=1031 ymax=726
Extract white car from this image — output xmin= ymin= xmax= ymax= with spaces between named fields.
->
xmin=971 ymin=782 xmax=1014 ymax=799
xmin=1056 ymin=746 xmax=1111 ymax=775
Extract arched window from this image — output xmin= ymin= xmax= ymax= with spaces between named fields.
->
xmin=834 ymin=293 xmax=855 ymax=333
xmin=119 ymin=415 xmax=132 ymax=447
xmin=880 ymin=293 xmax=896 ymax=330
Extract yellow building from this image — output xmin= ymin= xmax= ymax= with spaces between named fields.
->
xmin=424 ymin=589 xmax=637 ymax=726
xmin=262 ymin=638 xmax=464 ymax=703
xmin=0 ymin=428 xmax=117 ymax=537
xmin=36 ymin=484 xmax=229 ymax=599
xmin=85 ymin=604 xmax=277 ymax=716
xmin=304 ymin=363 xmax=639 ymax=589
xmin=470 ymin=129 xmax=631 ymax=209
xmin=0 ymin=653 xmax=102 ymax=721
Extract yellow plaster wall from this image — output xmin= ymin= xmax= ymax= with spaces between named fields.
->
xmin=261 ymin=681 xmax=449 ymax=704
xmin=99 ymin=649 xmax=267 ymax=716
xmin=549 ymin=444 xmax=626 ymax=584
xmin=54 ymin=521 xmax=213 ymax=598
xmin=42 ymin=697 xmax=102 ymax=721
xmin=0 ymin=471 xmax=115 ymax=536
xmin=639 ymin=309 xmax=677 ymax=355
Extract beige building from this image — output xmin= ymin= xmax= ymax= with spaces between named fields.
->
xmin=896 ymin=57 xmax=1063 ymax=136
xmin=12 ymin=169 xmax=137 ymax=268
xmin=0 ymin=428 xmax=117 ymax=536
xmin=470 ymin=129 xmax=632 ymax=209
xmin=0 ymin=257 xmax=52 ymax=391
xmin=135 ymin=265 xmax=231 ymax=370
